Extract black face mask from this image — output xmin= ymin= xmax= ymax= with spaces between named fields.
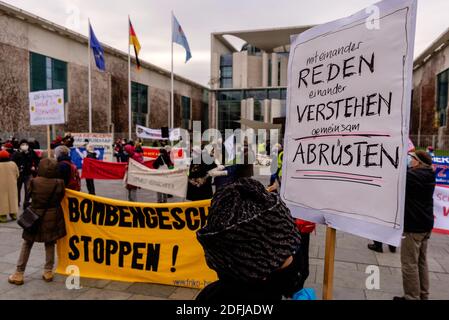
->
xmin=266 ymin=252 xmax=304 ymax=298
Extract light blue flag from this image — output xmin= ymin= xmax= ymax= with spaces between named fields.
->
xmin=172 ymin=14 xmax=192 ymax=63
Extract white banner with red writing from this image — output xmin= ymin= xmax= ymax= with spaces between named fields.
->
xmin=433 ymin=186 xmax=449 ymax=235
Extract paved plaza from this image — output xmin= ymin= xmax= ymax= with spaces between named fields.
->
xmin=1 ymin=171 xmax=449 ymax=300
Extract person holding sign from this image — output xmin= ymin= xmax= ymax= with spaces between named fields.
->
xmin=196 ymin=178 xmax=305 ymax=301
xmin=394 ymin=150 xmax=436 ymax=300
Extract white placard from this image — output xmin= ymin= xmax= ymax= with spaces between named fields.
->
xmin=281 ymin=0 xmax=417 ymax=246
xmin=72 ymin=133 xmax=114 ymax=162
xmin=127 ymin=159 xmax=189 ymax=198
xmin=29 ymin=89 xmax=65 ymax=126
xmin=433 ymin=186 xmax=449 ymax=233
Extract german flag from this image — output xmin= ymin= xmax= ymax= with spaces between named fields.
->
xmin=129 ymin=18 xmax=141 ymax=70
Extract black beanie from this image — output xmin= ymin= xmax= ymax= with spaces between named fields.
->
xmin=197 ymin=178 xmax=301 ymax=282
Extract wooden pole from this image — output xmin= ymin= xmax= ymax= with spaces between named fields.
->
xmin=46 ymin=125 xmax=51 ymax=159
xmin=323 ymin=227 xmax=336 ymax=300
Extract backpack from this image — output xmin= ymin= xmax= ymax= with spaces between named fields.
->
xmin=295 ymin=219 xmax=316 ymax=234
xmin=62 ymin=160 xmax=81 ymax=191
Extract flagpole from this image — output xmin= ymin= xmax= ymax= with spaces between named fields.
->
xmin=88 ymin=18 xmax=92 ymax=133
xmin=170 ymin=11 xmax=174 ymax=130
xmin=128 ymin=15 xmax=132 ymax=141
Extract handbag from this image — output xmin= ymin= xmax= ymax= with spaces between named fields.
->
xmin=18 ymin=181 xmax=58 ymax=233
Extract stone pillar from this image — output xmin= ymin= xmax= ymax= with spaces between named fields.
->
xmin=240 ymin=99 xmax=247 ymax=131
xmin=262 ymin=52 xmax=269 ymax=87
xmin=264 ymin=99 xmax=271 ymax=123
xmin=271 ymin=53 xmax=278 ymax=87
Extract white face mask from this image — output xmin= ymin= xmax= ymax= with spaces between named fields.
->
xmin=20 ymin=145 xmax=29 ymax=152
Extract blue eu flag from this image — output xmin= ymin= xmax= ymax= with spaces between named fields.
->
xmin=89 ymin=23 xmax=106 ymax=71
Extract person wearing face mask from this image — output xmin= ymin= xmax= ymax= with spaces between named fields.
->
xmin=196 ymin=178 xmax=305 ymax=301
xmin=394 ymin=150 xmax=436 ymax=300
xmin=12 ymin=140 xmax=38 ymax=210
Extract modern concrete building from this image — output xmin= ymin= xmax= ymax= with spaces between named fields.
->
xmin=412 ymin=28 xmax=449 ymax=149
xmin=209 ymin=25 xmax=312 ymax=136
xmin=0 ymin=1 xmax=209 ymax=146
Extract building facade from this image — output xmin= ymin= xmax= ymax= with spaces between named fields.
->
xmin=0 ymin=2 xmax=209 ymax=146
xmin=412 ymin=28 xmax=449 ymax=149
xmin=209 ymin=26 xmax=312 ymax=137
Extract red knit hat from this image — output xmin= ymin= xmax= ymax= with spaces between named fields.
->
xmin=0 ymin=150 xmax=10 ymax=159
xmin=4 ymin=143 xmax=13 ymax=149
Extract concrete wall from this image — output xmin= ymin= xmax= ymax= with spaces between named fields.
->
xmin=233 ymin=51 xmax=248 ymax=89
xmin=247 ymin=55 xmax=263 ymax=88
xmin=412 ymin=44 xmax=449 ymax=148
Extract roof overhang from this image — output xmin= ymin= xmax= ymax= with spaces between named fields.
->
xmin=414 ymin=27 xmax=449 ymax=70
xmin=213 ymin=25 xmax=314 ymax=53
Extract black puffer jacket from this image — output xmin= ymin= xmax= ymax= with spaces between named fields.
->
xmin=404 ymin=167 xmax=436 ymax=233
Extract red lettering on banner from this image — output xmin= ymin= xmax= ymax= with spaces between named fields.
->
xmin=444 ymin=207 xmax=449 ymax=217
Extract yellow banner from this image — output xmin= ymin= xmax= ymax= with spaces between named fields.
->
xmin=56 ymin=190 xmax=218 ymax=289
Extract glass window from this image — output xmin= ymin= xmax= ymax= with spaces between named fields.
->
xmin=30 ymin=52 xmax=68 ymax=101
xmin=220 ymin=54 xmax=233 ymax=89
xmin=268 ymin=58 xmax=272 ymax=87
xmin=181 ymin=96 xmax=191 ymax=130
xmin=254 ymin=100 xmax=264 ymax=122
xmin=280 ymin=89 xmax=287 ymax=100
xmin=268 ymin=89 xmax=281 ymax=100
xmin=217 ymin=91 xmax=243 ymax=101
xmin=131 ymin=82 xmax=149 ymax=128
xmin=437 ymin=69 xmax=449 ymax=127
xmin=245 ymin=90 xmax=267 ymax=100
xmin=218 ymin=101 xmax=241 ymax=135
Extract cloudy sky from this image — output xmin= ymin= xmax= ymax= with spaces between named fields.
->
xmin=3 ymin=0 xmax=448 ymax=86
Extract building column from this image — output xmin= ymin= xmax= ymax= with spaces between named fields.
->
xmin=271 ymin=53 xmax=278 ymax=87
xmin=262 ymin=52 xmax=269 ymax=87
xmin=263 ymin=99 xmax=271 ymax=123
xmin=240 ymin=99 xmax=248 ymax=131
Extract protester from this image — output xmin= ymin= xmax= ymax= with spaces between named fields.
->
xmin=268 ymin=143 xmax=282 ymax=188
xmin=50 ymin=136 xmax=63 ymax=149
xmin=4 ymin=142 xmax=15 ymax=156
xmin=0 ymin=150 xmax=19 ymax=223
xmin=152 ymin=147 xmax=174 ymax=203
xmin=55 ymin=145 xmax=81 ymax=191
xmin=8 ymin=158 xmax=66 ymax=285
xmin=186 ymin=146 xmax=220 ymax=201
xmin=12 ymin=140 xmax=39 ymax=209
xmin=394 ymin=150 xmax=436 ymax=300
xmin=196 ymin=178 xmax=305 ymax=301
xmin=426 ymin=146 xmax=435 ymax=158
xmin=114 ymin=139 xmax=125 ymax=162
xmin=124 ymin=144 xmax=144 ymax=202
xmin=85 ymin=144 xmax=97 ymax=195
xmin=234 ymin=139 xmax=255 ymax=179
xmin=62 ymin=133 xmax=74 ymax=148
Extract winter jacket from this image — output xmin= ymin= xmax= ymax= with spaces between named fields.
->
xmin=0 ymin=160 xmax=19 ymax=215
xmin=186 ymin=154 xmax=217 ymax=201
xmin=23 ymin=159 xmax=66 ymax=243
xmin=12 ymin=150 xmax=39 ymax=177
xmin=404 ymin=167 xmax=436 ymax=233
xmin=57 ymin=155 xmax=73 ymax=187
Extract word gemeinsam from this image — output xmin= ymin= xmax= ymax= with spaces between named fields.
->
xmin=293 ymin=140 xmax=399 ymax=169
xmin=68 ymin=198 xmax=208 ymax=231
xmin=298 ymin=53 xmax=375 ymax=89
xmin=68 ymin=236 xmax=161 ymax=271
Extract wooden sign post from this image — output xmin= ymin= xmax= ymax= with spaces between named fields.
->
xmin=323 ymin=227 xmax=336 ymax=300
xmin=47 ymin=125 xmax=52 ymax=159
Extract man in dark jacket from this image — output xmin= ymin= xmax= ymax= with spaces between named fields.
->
xmin=12 ymin=140 xmax=39 ymax=209
xmin=395 ymin=150 xmax=436 ymax=300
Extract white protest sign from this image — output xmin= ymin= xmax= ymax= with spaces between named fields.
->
xmin=281 ymin=0 xmax=417 ymax=246
xmin=29 ymin=89 xmax=65 ymax=126
xmin=127 ymin=159 xmax=189 ymax=198
xmin=433 ymin=186 xmax=449 ymax=234
xmin=72 ymin=133 xmax=114 ymax=162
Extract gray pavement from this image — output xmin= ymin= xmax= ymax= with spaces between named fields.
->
xmin=1 ymin=170 xmax=449 ymax=300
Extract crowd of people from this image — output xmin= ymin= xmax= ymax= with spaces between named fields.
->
xmin=0 ymin=134 xmax=439 ymax=300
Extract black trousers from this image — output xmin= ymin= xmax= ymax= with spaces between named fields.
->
xmin=17 ymin=174 xmax=31 ymax=208
xmin=86 ymin=179 xmax=95 ymax=195
xmin=298 ymin=232 xmax=310 ymax=289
